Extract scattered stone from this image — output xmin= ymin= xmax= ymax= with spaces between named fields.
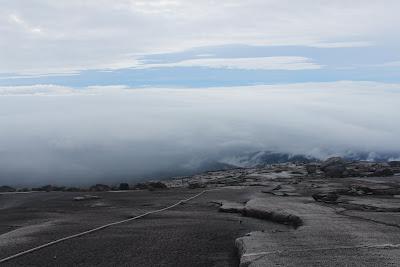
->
xmin=312 ymin=192 xmax=339 ymax=203
xmin=0 ymin=185 xmax=16 ymax=192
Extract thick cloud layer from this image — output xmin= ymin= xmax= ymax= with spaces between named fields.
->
xmin=0 ymin=82 xmax=399 ymax=186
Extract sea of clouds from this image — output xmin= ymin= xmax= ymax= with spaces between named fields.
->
xmin=0 ymin=81 xmax=399 ymax=185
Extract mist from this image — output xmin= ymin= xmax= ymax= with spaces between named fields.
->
xmin=0 ymin=81 xmax=399 ymax=186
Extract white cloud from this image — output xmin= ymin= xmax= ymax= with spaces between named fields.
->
xmin=138 ymin=57 xmax=322 ymax=70
xmin=1 ymin=0 xmax=399 ymax=75
xmin=0 ymin=84 xmax=75 ymax=96
xmin=8 ymin=13 xmax=43 ymax=34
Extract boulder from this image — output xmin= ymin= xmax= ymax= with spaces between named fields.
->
xmin=320 ymin=157 xmax=346 ymax=170
xmin=320 ymin=157 xmax=347 ymax=177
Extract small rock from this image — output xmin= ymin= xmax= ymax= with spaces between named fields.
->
xmin=312 ymin=192 xmax=339 ymax=203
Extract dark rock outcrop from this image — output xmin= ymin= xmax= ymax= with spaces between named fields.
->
xmin=306 ymin=163 xmax=318 ymax=174
xmin=243 ymin=198 xmax=303 ymax=228
xmin=324 ymin=164 xmax=347 ymax=178
xmin=0 ymin=185 xmax=16 ymax=192
xmin=388 ymin=161 xmax=400 ymax=167
xmin=133 ymin=182 xmax=167 ymax=190
xmin=148 ymin=182 xmax=167 ymax=189
xmin=188 ymin=182 xmax=206 ymax=189
xmin=89 ymin=184 xmax=111 ymax=192
xmin=218 ymin=201 xmax=245 ymax=213
xmin=371 ymin=168 xmax=394 ymax=177
xmin=31 ymin=185 xmax=65 ymax=192
xmin=119 ymin=183 xmax=130 ymax=190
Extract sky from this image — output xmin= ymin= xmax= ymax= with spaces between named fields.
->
xmin=0 ymin=1 xmax=399 ymax=185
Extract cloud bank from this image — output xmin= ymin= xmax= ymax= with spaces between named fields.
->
xmin=0 ymin=81 xmax=399 ymax=186
xmin=1 ymin=0 xmax=400 ymax=75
